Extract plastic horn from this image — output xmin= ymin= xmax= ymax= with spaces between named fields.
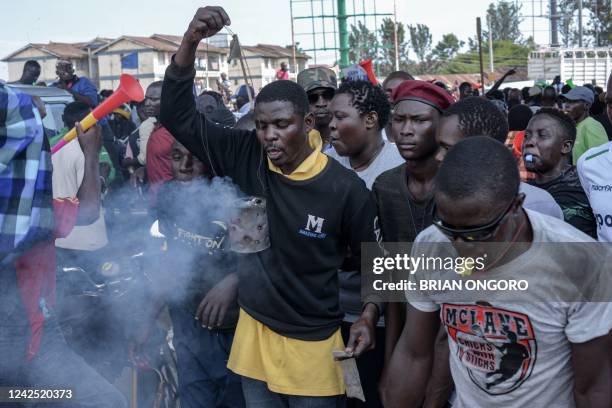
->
xmin=359 ymin=59 xmax=378 ymax=86
xmin=51 ymin=74 xmax=145 ymax=154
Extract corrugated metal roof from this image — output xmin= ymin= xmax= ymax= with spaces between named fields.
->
xmin=242 ymin=44 xmax=309 ymax=59
xmin=2 ymin=36 xmax=308 ymax=62
xmin=2 ymin=42 xmax=87 ymax=61
xmin=151 ymin=34 xmax=228 ymax=54
xmin=42 ymin=42 xmax=89 ymax=58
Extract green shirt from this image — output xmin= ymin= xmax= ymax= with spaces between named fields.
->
xmin=573 ymin=117 xmax=608 ymax=165
xmin=50 ymin=128 xmax=116 ymax=184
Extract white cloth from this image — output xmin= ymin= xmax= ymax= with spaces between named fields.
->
xmin=577 ymin=141 xmax=612 ymax=242
xmin=137 ymin=117 xmax=157 ymax=166
xmin=52 ymin=139 xmax=108 ymax=251
xmin=326 ymin=141 xmax=404 ymax=189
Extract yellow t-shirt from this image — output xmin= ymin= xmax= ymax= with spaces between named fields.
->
xmin=227 ymin=129 xmax=346 ymax=396
xmin=228 ymin=310 xmax=345 ymax=396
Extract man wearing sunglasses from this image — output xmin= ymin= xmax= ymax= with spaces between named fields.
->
xmin=297 ymin=67 xmax=337 ymax=151
xmin=381 ymin=137 xmax=612 ymax=408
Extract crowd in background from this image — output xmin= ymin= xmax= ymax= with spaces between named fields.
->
xmin=2 ymin=6 xmax=612 ymax=407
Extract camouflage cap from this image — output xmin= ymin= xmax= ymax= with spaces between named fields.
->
xmin=297 ymin=67 xmax=338 ymax=92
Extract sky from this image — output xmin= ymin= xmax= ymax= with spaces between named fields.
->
xmin=0 ymin=0 xmax=551 ymax=79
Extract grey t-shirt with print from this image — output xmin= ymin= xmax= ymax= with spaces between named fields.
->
xmin=408 ymin=209 xmax=612 ymax=408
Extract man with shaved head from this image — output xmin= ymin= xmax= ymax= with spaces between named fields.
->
xmin=381 ymin=136 xmax=612 ymax=407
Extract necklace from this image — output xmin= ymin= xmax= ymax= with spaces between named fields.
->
xmin=405 ymin=174 xmax=433 ymax=240
xmin=351 ymin=141 xmax=385 ymax=171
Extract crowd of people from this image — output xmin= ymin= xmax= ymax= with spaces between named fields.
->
xmin=2 ymin=4 xmax=612 ymax=408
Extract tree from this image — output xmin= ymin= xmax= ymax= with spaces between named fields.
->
xmin=558 ymin=0 xmax=578 ymax=47
xmin=584 ymin=0 xmax=612 ymax=46
xmin=486 ymin=1 xmax=523 ymax=43
xmin=436 ymin=40 xmax=533 ymax=75
xmin=432 ymin=33 xmax=465 ymax=61
xmin=408 ymin=24 xmax=432 ymax=62
xmin=378 ymin=17 xmax=409 ymax=74
xmin=348 ymin=21 xmax=379 ymax=64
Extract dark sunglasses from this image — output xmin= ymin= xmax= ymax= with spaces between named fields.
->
xmin=432 ymin=194 xmax=524 ymax=242
xmin=308 ymin=88 xmax=335 ymax=104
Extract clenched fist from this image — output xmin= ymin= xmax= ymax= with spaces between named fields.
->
xmin=184 ymin=6 xmax=231 ymax=44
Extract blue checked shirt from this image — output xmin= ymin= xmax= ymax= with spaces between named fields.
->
xmin=0 ymin=84 xmax=54 ymax=257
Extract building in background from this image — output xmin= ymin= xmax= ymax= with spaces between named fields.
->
xmin=2 ymin=36 xmax=309 ymax=94
xmin=2 ymin=38 xmax=111 ymax=85
xmin=151 ymin=34 xmax=228 ymax=93
xmin=229 ymin=44 xmax=309 ymax=90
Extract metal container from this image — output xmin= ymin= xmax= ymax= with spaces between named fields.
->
xmin=229 ymin=196 xmax=270 ymax=253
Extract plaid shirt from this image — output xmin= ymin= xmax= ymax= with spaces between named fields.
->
xmin=0 ymin=84 xmax=54 ymax=257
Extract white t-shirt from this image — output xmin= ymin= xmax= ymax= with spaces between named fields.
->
xmin=137 ymin=117 xmax=157 ymax=166
xmin=577 ymin=141 xmax=612 ymax=242
xmin=326 ymin=141 xmax=404 ymax=189
xmin=52 ymin=139 xmax=108 ymax=251
xmin=407 ymin=209 xmax=612 ymax=408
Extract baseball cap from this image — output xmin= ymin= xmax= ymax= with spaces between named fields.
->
xmin=233 ymin=84 xmax=255 ymax=99
xmin=561 ymin=86 xmax=594 ymax=104
xmin=391 ymin=80 xmax=455 ymax=111
xmin=297 ymin=67 xmax=337 ymax=93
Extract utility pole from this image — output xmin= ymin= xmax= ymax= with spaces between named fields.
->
xmin=337 ymin=0 xmax=349 ymax=68
xmin=550 ymin=0 xmax=559 ymax=47
xmin=487 ymin=14 xmax=494 ymax=75
xmin=289 ymin=0 xmax=297 ymax=75
xmin=393 ymin=0 xmax=399 ymax=71
xmin=578 ymin=0 xmax=583 ymax=47
xmin=532 ymin=0 xmax=536 ymax=40
xmin=477 ymin=17 xmax=485 ymax=96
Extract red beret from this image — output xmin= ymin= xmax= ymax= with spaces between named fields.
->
xmin=391 ymin=80 xmax=455 ymax=111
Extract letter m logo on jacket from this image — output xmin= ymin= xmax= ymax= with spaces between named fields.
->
xmin=306 ymin=214 xmax=325 ymax=233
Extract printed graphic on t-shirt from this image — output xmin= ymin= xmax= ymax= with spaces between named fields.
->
xmin=299 ymin=214 xmax=327 ymax=239
xmin=442 ymin=303 xmax=537 ymax=395
xmin=172 ymin=220 xmax=228 ymax=255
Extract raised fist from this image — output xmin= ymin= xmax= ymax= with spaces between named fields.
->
xmin=185 ymin=6 xmax=231 ymax=44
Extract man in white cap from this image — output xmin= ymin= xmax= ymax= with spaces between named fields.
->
xmin=561 ymin=85 xmax=608 ymax=164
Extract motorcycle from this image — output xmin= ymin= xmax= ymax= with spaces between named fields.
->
xmin=55 ymin=240 xmax=180 ymax=408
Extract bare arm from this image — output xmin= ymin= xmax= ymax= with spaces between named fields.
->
xmin=75 ymin=123 xmax=102 ymax=225
xmin=346 ymin=303 xmax=379 ymax=357
xmin=485 ymin=68 xmax=516 ymax=97
xmin=384 ymin=302 xmax=405 ymax=364
xmin=380 ymin=304 xmax=440 ymax=408
xmin=572 ymin=332 xmax=612 ymax=408
xmin=423 ymin=328 xmax=454 ymax=408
